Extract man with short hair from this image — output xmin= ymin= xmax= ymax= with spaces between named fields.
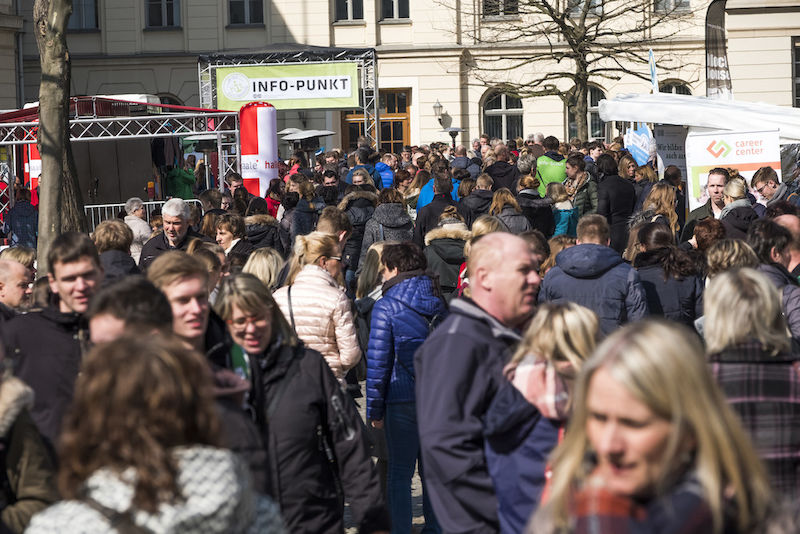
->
xmin=413 ymin=175 xmax=459 ymax=247
xmin=346 ymin=147 xmax=382 ymax=185
xmin=87 ymin=276 xmax=173 ymax=344
xmin=583 ymin=140 xmax=603 ymax=180
xmin=416 ymin=233 xmax=541 ymax=533
xmin=0 ymin=259 xmax=31 ymax=324
xmin=752 ymin=166 xmax=800 ymax=208
xmin=539 ymin=214 xmax=648 ymax=335
xmin=451 ymin=145 xmax=480 ymax=179
xmin=3 ymin=232 xmax=103 ymax=450
xmin=3 ymin=188 xmax=38 ymax=248
xmin=374 ymin=153 xmax=396 ymax=189
xmin=459 ymin=173 xmax=494 ymax=228
xmin=535 ymin=136 xmax=567 ymax=196
xmin=485 ymin=144 xmax=521 ymax=192
xmin=680 ymin=167 xmax=729 ymax=242
xmin=139 ymin=198 xmax=212 ymax=269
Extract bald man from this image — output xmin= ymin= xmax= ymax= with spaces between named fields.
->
xmin=775 ymin=214 xmax=800 ymax=279
xmin=0 ymin=259 xmax=32 ymax=324
xmin=415 ymin=233 xmax=541 ymax=533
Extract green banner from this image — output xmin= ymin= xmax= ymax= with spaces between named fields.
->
xmin=215 ymin=62 xmax=359 ymax=111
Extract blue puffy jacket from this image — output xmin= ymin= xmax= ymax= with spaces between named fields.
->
xmin=416 ymin=177 xmax=461 ymax=210
xmin=539 ymin=243 xmax=648 ymax=335
xmin=366 ymin=274 xmax=447 ymax=421
xmin=374 ymin=161 xmax=394 ymax=189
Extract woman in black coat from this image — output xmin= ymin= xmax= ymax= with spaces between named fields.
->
xmin=632 ymin=222 xmax=704 ymax=326
xmin=596 ymin=154 xmax=637 ymax=254
xmin=516 ymin=175 xmax=555 ymax=238
xmin=215 ymin=274 xmax=386 ymax=534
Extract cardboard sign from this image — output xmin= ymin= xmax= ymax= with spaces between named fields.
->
xmin=655 ymin=125 xmax=688 ymax=181
xmin=685 ymin=129 xmax=780 ymax=211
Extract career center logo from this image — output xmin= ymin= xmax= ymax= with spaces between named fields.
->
xmin=706 ymin=139 xmax=731 ymax=158
xmin=222 ymin=73 xmax=250 ymax=100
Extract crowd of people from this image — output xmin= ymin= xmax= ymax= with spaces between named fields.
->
xmin=0 ymin=132 xmax=800 ymax=533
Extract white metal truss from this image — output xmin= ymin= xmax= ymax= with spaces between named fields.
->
xmin=197 ymin=47 xmax=380 ymax=148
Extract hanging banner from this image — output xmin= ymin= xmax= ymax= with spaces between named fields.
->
xmin=705 ymin=0 xmax=733 ymax=100
xmin=238 ymin=102 xmax=280 ymax=198
xmin=216 ymin=62 xmax=359 ymax=111
xmin=648 ymin=49 xmax=659 ymax=94
xmin=655 ymin=125 xmax=688 ymax=181
xmin=685 ymin=129 xmax=780 ymax=211
xmin=624 ymin=123 xmax=655 ymax=166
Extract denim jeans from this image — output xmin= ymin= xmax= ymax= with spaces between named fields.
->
xmin=385 ymin=402 xmax=441 ymax=534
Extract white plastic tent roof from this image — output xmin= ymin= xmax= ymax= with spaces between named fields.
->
xmin=599 ymin=93 xmax=800 ymax=144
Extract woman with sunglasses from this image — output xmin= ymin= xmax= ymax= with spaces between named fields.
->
xmin=273 ymin=231 xmax=361 ymax=384
xmin=215 ymin=274 xmax=383 ymax=533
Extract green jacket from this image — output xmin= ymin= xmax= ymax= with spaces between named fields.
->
xmin=573 ymin=179 xmax=598 ymax=217
xmin=536 ymin=153 xmax=567 ymax=196
xmin=166 ymin=167 xmax=196 ymax=200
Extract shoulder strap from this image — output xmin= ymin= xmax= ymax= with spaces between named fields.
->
xmin=287 ymin=285 xmax=296 ymax=331
xmin=379 ymin=223 xmax=385 ymax=241
xmin=82 ymin=496 xmax=152 ymax=534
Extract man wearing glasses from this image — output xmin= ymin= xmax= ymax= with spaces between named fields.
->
xmin=752 ymin=166 xmax=800 ymax=208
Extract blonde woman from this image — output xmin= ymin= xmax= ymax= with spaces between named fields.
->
xmin=529 ymin=320 xmax=774 ymax=534
xmin=243 ymin=247 xmax=284 ymax=291
xmin=618 ymin=153 xmax=637 ymax=181
xmin=705 ymin=268 xmax=800 ymax=500
xmin=273 ymin=232 xmax=360 ymax=382
xmin=641 ymin=182 xmax=680 ymax=235
xmin=719 ymin=178 xmax=759 ymax=240
xmin=490 ymin=188 xmax=532 ymax=234
xmin=540 ymin=234 xmax=576 ymax=276
xmin=459 ymin=215 xmax=506 ymax=296
xmin=547 ymin=182 xmax=578 ymax=237
xmin=633 ymin=165 xmax=658 ymax=211
xmin=486 ymin=303 xmax=599 ymax=534
xmin=705 ymin=238 xmax=760 ymax=278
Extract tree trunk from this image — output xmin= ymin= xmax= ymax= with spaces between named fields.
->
xmin=34 ymin=0 xmax=86 ymax=276
xmin=571 ymin=82 xmax=589 ymax=142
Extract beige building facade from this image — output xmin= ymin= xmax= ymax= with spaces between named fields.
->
xmin=6 ymin=0 xmax=800 ymax=153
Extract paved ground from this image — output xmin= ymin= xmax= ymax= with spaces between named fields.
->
xmin=345 ymin=383 xmax=426 ymax=533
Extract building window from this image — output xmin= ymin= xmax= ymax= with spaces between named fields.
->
xmin=567 ymin=86 xmax=606 ymax=140
xmin=567 ymin=0 xmax=601 ymax=17
xmin=336 ymin=0 xmax=364 ymax=20
xmin=230 ymin=0 xmax=264 ymax=24
xmin=794 ymin=38 xmax=800 ymax=108
xmin=660 ymin=82 xmax=692 ymax=95
xmin=69 ymin=0 xmax=98 ymax=30
xmin=343 ymin=90 xmax=410 ymax=153
xmin=483 ymin=0 xmax=518 ymax=16
xmin=146 ymin=0 xmax=180 ymax=28
xmin=382 ymin=0 xmax=409 ymax=19
xmin=483 ymin=92 xmax=523 ymax=142
xmin=654 ymin=0 xmax=690 ymax=13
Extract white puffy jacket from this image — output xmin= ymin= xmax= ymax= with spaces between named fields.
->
xmin=273 ymin=265 xmax=361 ymax=380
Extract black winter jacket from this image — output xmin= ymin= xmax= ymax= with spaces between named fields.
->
xmin=423 ymin=226 xmax=470 ymax=302
xmin=227 ymin=238 xmax=255 ymax=259
xmin=245 ymin=214 xmax=286 ymax=257
xmin=359 ymin=203 xmax=413 ymax=267
xmin=458 ymin=190 xmax=493 ymax=228
xmin=496 ymin=206 xmax=532 ymax=235
xmin=415 ymin=298 xmax=522 ymax=533
xmin=413 ymin=194 xmax=459 ymax=248
xmin=720 ymin=205 xmax=760 ymax=240
xmin=99 ymin=250 xmax=140 ymax=286
xmin=486 ymin=161 xmax=521 ymax=192
xmin=139 ymin=228 xmax=213 ymax=269
xmin=517 ymin=189 xmax=555 ymax=237
xmin=3 ymin=308 xmax=87 ymax=451
xmin=248 ymin=340 xmax=384 ymax=533
xmin=338 ymin=191 xmax=378 ymax=272
xmin=632 ymin=248 xmax=704 ymax=326
xmin=597 ymin=173 xmax=637 ymax=254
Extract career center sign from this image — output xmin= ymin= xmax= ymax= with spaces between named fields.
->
xmin=215 ymin=62 xmax=359 ymax=111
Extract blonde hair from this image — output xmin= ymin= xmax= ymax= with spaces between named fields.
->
xmin=723 ymin=177 xmax=748 ymax=201
xmin=284 ymin=232 xmax=340 ymax=285
xmin=243 ymin=248 xmax=285 ymax=291
xmin=0 ymin=246 xmax=36 ymax=271
xmin=92 ymin=219 xmax=134 ymax=254
xmin=618 ymin=153 xmax=637 ymax=177
xmin=540 ymin=234 xmax=576 ymax=275
xmin=489 ymin=188 xmax=521 ymax=215
xmin=546 ymin=320 xmax=772 ymax=533
xmin=705 ymin=239 xmax=759 ymax=278
xmin=705 ymin=268 xmax=790 ymax=354
xmin=511 ymin=303 xmax=598 ymax=374
xmin=546 ymin=182 xmax=569 ymax=203
xmin=643 ymin=182 xmax=679 ymax=234
xmin=464 ymin=215 xmax=505 ymax=259
xmin=351 ymin=168 xmax=375 ymax=186
xmin=635 ymin=165 xmax=658 ymax=183
xmin=356 ymin=242 xmax=392 ymax=300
